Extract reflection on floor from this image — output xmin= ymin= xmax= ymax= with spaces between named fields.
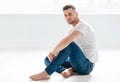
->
xmin=0 ymin=49 xmax=120 ymax=82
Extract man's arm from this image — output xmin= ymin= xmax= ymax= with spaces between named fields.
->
xmin=50 ymin=30 xmax=82 ymax=55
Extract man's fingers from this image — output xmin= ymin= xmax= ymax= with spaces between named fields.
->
xmin=48 ymin=54 xmax=54 ymax=62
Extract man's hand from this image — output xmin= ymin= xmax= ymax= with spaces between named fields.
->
xmin=48 ymin=52 xmax=55 ymax=62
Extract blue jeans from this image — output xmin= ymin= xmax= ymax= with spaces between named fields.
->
xmin=44 ymin=42 xmax=94 ymax=75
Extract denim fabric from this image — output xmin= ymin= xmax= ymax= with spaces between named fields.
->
xmin=44 ymin=42 xmax=94 ymax=75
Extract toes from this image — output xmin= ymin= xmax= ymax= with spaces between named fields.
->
xmin=61 ymin=72 xmax=70 ymax=78
xmin=29 ymin=76 xmax=34 ymax=80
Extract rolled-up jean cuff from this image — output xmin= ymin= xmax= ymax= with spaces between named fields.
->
xmin=45 ymin=67 xmax=52 ymax=75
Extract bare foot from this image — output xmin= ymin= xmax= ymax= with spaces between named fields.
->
xmin=61 ymin=67 xmax=73 ymax=78
xmin=29 ymin=70 xmax=50 ymax=81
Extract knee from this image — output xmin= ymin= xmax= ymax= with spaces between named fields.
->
xmin=44 ymin=56 xmax=50 ymax=66
xmin=69 ymin=42 xmax=78 ymax=47
xmin=61 ymin=42 xmax=75 ymax=51
xmin=62 ymin=42 xmax=77 ymax=51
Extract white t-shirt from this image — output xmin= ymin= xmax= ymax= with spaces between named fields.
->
xmin=69 ymin=21 xmax=98 ymax=63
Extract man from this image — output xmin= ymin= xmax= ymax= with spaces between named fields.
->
xmin=30 ymin=4 xmax=98 ymax=81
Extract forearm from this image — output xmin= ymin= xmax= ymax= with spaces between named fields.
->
xmin=51 ymin=37 xmax=71 ymax=55
xmin=50 ymin=30 xmax=81 ymax=55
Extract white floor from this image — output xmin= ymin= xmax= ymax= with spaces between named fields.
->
xmin=0 ymin=49 xmax=120 ymax=82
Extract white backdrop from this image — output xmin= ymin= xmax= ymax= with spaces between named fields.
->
xmin=0 ymin=14 xmax=120 ymax=49
xmin=0 ymin=0 xmax=120 ymax=14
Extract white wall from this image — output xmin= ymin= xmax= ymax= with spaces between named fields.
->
xmin=0 ymin=0 xmax=120 ymax=14
xmin=0 ymin=14 xmax=120 ymax=49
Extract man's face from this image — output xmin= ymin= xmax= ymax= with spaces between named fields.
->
xmin=63 ymin=8 xmax=78 ymax=24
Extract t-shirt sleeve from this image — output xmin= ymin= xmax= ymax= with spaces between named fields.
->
xmin=74 ymin=23 xmax=88 ymax=35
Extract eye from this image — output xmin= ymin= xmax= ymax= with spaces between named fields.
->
xmin=64 ymin=14 xmax=67 ymax=17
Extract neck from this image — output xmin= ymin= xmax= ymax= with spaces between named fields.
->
xmin=72 ymin=18 xmax=79 ymax=27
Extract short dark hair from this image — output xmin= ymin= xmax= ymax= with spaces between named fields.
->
xmin=63 ymin=5 xmax=76 ymax=11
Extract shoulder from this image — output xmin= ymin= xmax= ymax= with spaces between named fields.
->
xmin=75 ymin=21 xmax=94 ymax=35
xmin=77 ymin=21 xmax=94 ymax=31
xmin=75 ymin=21 xmax=88 ymax=29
